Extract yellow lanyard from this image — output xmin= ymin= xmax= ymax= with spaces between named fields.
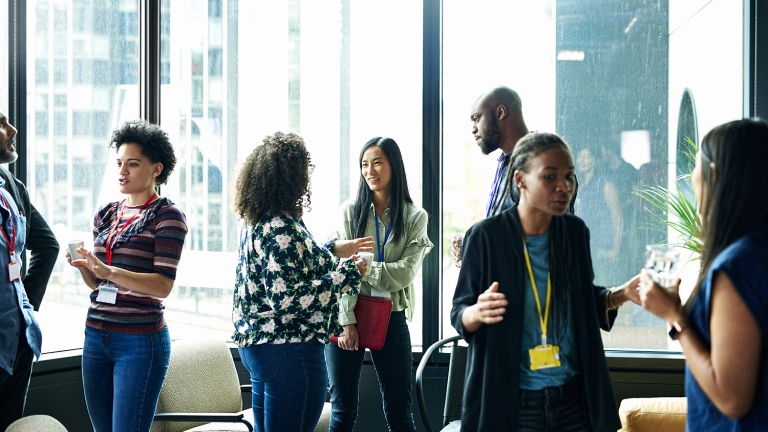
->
xmin=522 ymin=238 xmax=552 ymax=346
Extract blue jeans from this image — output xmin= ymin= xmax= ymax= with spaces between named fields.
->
xmin=238 ymin=339 xmax=328 ymax=432
xmin=0 ymin=333 xmax=34 ymax=431
xmin=82 ymin=326 xmax=171 ymax=432
xmin=517 ymin=375 xmax=589 ymax=432
xmin=326 ymin=311 xmax=415 ymax=432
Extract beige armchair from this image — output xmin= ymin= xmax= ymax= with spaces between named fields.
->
xmin=5 ymin=415 xmax=68 ymax=432
xmin=618 ymin=397 xmax=687 ymax=432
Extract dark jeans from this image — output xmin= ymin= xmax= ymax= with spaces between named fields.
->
xmin=517 ymin=375 xmax=589 ymax=432
xmin=82 ymin=325 xmax=171 ymax=432
xmin=0 ymin=333 xmax=34 ymax=431
xmin=326 ymin=311 xmax=415 ymax=432
xmin=239 ymin=339 xmax=328 ymax=432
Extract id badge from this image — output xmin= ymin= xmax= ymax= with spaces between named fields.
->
xmin=8 ymin=260 xmax=21 ymax=281
xmin=529 ymin=344 xmax=561 ymax=370
xmin=96 ymin=284 xmax=119 ymax=304
xmin=370 ymin=288 xmax=391 ymax=299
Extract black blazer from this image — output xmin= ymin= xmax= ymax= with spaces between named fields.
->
xmin=0 ymin=167 xmax=59 ymax=310
xmin=450 ymin=207 xmax=621 ymax=432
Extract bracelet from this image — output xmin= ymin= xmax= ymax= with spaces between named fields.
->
xmin=668 ymin=316 xmax=689 ymax=340
xmin=606 ymin=287 xmax=620 ymax=310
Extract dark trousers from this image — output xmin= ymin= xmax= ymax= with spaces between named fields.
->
xmin=326 ymin=311 xmax=416 ymax=432
xmin=0 ymin=333 xmax=35 ymax=431
xmin=517 ymin=375 xmax=589 ymax=432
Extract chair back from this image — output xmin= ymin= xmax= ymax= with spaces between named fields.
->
xmin=151 ymin=338 xmax=243 ymax=432
xmin=443 ymin=341 xmax=467 ymax=426
xmin=5 ymin=415 xmax=68 ymax=432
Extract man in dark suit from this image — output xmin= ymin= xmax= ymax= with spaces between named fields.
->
xmin=0 ymin=109 xmax=59 ymax=428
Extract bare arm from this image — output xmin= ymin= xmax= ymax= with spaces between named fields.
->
xmin=73 ymin=247 xmax=174 ymax=298
xmin=640 ymin=271 xmax=761 ymax=419
xmin=602 ymin=180 xmax=623 ymax=258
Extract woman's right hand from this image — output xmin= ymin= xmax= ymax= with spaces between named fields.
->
xmin=350 ymin=254 xmax=368 ymax=278
xmin=638 ymin=270 xmax=683 ymax=325
xmin=462 ymin=282 xmax=507 ymax=333
xmin=333 ymin=237 xmax=374 ymax=259
xmin=339 ymin=324 xmax=359 ymax=350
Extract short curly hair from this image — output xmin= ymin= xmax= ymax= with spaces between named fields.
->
xmin=111 ymin=120 xmax=177 ymax=185
xmin=233 ymin=131 xmax=312 ymax=225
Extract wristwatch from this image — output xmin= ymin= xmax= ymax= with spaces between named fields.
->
xmin=668 ymin=318 xmax=688 ymax=340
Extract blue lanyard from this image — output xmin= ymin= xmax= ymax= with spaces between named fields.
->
xmin=374 ymin=212 xmax=392 ymax=262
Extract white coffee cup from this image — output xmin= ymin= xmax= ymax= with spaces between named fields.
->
xmin=357 ymin=252 xmax=374 ymax=269
xmin=68 ymin=240 xmax=85 ymax=260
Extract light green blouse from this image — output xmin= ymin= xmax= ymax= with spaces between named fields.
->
xmin=335 ymin=200 xmax=433 ymax=326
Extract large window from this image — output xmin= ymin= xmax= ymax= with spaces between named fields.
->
xmin=441 ymin=0 xmax=743 ymax=350
xmin=10 ymin=0 xmax=750 ymax=355
xmin=30 ymin=0 xmax=423 ymax=352
xmin=30 ymin=0 xmax=140 ymax=353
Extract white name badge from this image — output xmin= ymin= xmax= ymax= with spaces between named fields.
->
xmin=96 ymin=284 xmax=118 ymax=304
xmin=370 ymin=288 xmax=391 ymax=299
xmin=8 ymin=260 xmax=21 ymax=281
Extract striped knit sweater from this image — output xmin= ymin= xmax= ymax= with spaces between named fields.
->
xmin=85 ymin=196 xmax=188 ymax=334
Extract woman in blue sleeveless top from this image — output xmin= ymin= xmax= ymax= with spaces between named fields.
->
xmin=639 ymin=118 xmax=768 ymax=431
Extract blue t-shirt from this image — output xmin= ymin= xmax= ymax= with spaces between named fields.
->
xmin=686 ymin=222 xmax=768 ymax=431
xmin=519 ymin=232 xmax=580 ymax=390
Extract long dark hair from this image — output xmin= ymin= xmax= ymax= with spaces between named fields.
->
xmin=351 ymin=137 xmax=413 ymax=244
xmin=685 ymin=118 xmax=768 ymax=314
xmin=509 ymin=132 xmax=578 ymax=341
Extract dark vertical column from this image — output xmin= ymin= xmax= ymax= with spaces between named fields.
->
xmin=746 ymin=0 xmax=768 ymax=118
xmin=8 ymin=0 xmax=27 ymax=181
xmin=339 ymin=0 xmax=350 ymax=204
xmin=140 ymin=0 xmax=161 ymax=124
xmin=421 ymin=0 xmax=441 ymax=351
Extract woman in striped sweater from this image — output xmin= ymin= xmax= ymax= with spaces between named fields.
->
xmin=67 ymin=120 xmax=188 ymax=432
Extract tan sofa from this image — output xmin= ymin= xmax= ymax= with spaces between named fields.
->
xmin=618 ymin=397 xmax=687 ymax=432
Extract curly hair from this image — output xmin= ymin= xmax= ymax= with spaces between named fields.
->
xmin=233 ymin=131 xmax=312 ymax=225
xmin=111 ymin=119 xmax=177 ymax=185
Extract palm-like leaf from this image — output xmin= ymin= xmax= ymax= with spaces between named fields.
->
xmin=633 ymin=137 xmax=701 ymax=257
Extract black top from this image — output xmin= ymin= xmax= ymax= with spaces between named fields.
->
xmin=0 ymin=167 xmax=59 ymax=310
xmin=451 ymin=207 xmax=621 ymax=432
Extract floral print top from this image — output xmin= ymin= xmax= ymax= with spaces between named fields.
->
xmin=232 ymin=215 xmax=361 ymax=346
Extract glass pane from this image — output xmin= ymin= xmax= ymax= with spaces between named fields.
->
xmin=442 ymin=0 xmax=742 ymax=350
xmin=29 ymin=0 xmax=140 ymax=353
xmin=161 ymin=0 xmax=424 ymax=347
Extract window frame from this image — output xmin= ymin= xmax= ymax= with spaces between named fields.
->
xmin=7 ymin=0 xmax=768 ymax=362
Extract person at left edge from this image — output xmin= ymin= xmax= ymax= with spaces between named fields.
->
xmin=0 ymin=110 xmax=58 ymax=430
xmin=67 ymin=120 xmax=188 ymax=432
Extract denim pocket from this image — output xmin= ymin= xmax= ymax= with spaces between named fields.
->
xmin=158 ymin=326 xmax=171 ymax=365
xmin=240 ymin=344 xmax=278 ymax=382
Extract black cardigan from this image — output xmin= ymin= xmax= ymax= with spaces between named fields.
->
xmin=0 ymin=167 xmax=59 ymax=310
xmin=450 ymin=207 xmax=621 ymax=432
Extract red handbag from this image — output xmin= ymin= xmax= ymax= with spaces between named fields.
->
xmin=330 ymin=295 xmax=392 ymax=350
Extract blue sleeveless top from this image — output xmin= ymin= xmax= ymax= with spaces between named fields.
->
xmin=686 ymin=222 xmax=768 ymax=431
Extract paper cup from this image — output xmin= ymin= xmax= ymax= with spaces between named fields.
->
xmin=358 ymin=252 xmax=374 ymax=269
xmin=68 ymin=240 xmax=85 ymax=260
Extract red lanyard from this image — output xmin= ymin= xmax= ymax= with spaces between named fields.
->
xmin=105 ymin=193 xmax=157 ymax=266
xmin=0 ymin=194 xmax=16 ymax=261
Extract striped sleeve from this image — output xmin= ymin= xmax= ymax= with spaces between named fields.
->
xmin=153 ymin=205 xmax=188 ymax=280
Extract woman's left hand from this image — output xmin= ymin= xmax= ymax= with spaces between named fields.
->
xmin=333 ymin=237 xmax=374 ymax=259
xmin=74 ymin=246 xmax=113 ymax=280
xmin=638 ymin=270 xmax=683 ymax=323
xmin=621 ymin=274 xmax=642 ymax=305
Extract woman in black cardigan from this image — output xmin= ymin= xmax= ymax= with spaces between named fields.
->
xmin=451 ymin=132 xmax=640 ymax=432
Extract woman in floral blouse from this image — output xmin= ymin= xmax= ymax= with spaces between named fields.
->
xmin=231 ymin=132 xmax=368 ymax=432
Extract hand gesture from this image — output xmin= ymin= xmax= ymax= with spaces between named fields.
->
xmin=638 ymin=269 xmax=682 ymax=323
xmin=473 ymin=282 xmax=507 ymax=325
xmin=350 ymin=254 xmax=368 ymax=278
xmin=450 ymin=233 xmax=464 ymax=268
xmin=333 ymin=237 xmax=374 ymax=259
xmin=622 ymin=274 xmax=642 ymax=305
xmin=74 ymin=247 xmax=112 ymax=280
xmin=339 ymin=324 xmax=359 ymax=350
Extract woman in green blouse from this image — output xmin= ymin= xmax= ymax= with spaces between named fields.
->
xmin=231 ymin=132 xmax=367 ymax=432
xmin=326 ymin=137 xmax=433 ymax=432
